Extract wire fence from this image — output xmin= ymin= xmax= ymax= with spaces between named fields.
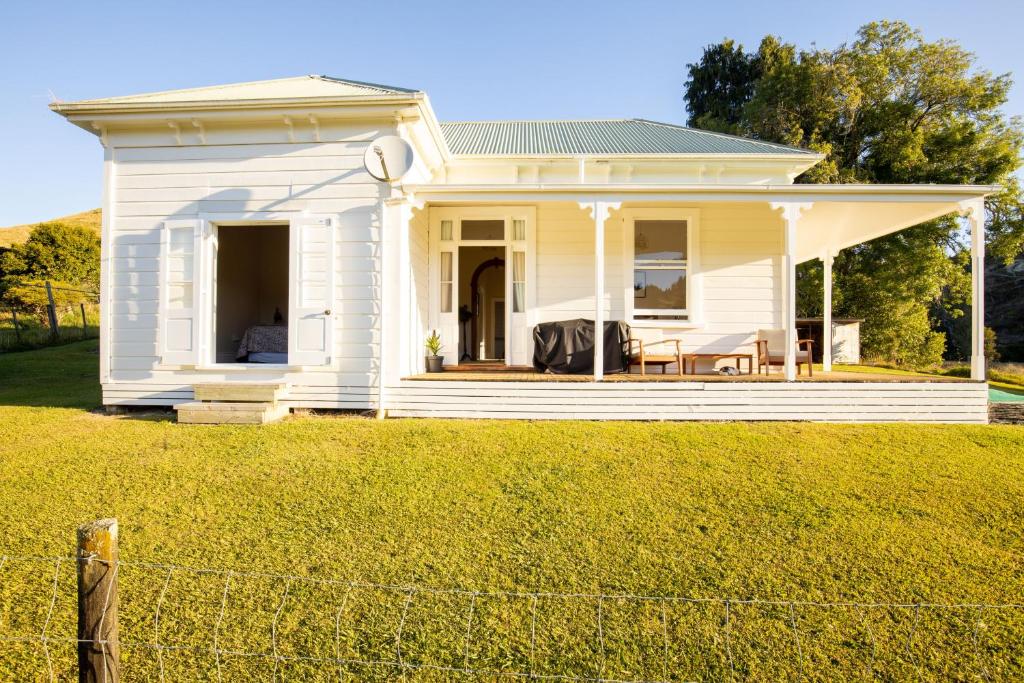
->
xmin=1 ymin=554 xmax=1022 ymax=681
xmin=1 ymin=281 xmax=99 ymax=352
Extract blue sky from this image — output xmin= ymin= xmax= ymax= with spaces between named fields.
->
xmin=2 ymin=0 xmax=1022 ymax=226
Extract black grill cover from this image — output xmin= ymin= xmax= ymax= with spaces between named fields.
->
xmin=532 ymin=319 xmax=630 ymax=374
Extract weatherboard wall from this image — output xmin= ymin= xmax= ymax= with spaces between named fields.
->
xmin=103 ymin=120 xmax=397 ymax=409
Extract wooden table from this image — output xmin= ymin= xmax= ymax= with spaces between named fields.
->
xmin=683 ymin=352 xmax=754 ymax=375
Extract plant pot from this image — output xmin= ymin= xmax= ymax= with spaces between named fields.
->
xmin=425 ymin=355 xmax=444 ymax=373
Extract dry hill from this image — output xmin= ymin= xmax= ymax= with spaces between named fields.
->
xmin=0 ymin=209 xmax=102 ymax=247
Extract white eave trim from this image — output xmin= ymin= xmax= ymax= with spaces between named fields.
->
xmin=402 ymin=182 xmax=999 ymax=201
xmin=49 ymin=93 xmax=425 ymax=115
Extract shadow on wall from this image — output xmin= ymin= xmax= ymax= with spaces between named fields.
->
xmin=106 ymin=149 xmax=389 ymax=386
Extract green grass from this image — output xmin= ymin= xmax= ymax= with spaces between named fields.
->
xmin=0 ymin=305 xmax=99 ymax=352
xmin=1 ymin=341 xmax=1023 ymax=679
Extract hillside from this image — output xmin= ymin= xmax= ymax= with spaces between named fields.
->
xmin=0 ymin=208 xmax=101 ymax=247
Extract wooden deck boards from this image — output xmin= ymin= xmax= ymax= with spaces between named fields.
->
xmin=405 ymin=369 xmax=972 ymax=383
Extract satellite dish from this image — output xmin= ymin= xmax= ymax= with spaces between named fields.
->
xmin=363 ymin=135 xmax=414 ymax=183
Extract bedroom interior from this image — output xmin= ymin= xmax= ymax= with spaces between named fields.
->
xmin=214 ymin=224 xmax=289 ymax=363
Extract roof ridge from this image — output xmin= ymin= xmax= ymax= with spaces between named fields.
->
xmin=632 ymin=118 xmax=815 ymax=155
xmin=70 ymin=75 xmax=314 ymax=104
xmin=67 ymin=75 xmax=418 ymax=105
xmin=441 ymin=118 xmax=635 ymax=125
xmin=313 ymin=75 xmax=420 ymax=94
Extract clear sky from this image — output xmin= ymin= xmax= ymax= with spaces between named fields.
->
xmin=2 ymin=0 xmax=1022 ymax=226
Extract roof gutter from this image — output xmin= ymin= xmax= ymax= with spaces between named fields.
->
xmin=403 ymin=182 xmax=1000 ymax=196
xmin=48 ymin=93 xmax=424 ymax=117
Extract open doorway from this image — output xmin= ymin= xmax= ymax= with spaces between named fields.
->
xmin=214 ymin=224 xmax=289 ymax=363
xmin=458 ymin=246 xmax=506 ymax=361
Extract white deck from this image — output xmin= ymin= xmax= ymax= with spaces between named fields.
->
xmin=384 ymin=379 xmax=989 ymax=423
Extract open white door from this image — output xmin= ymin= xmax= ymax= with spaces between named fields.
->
xmin=289 ymin=214 xmax=336 ymax=366
xmin=507 ymin=212 xmax=536 ymax=366
xmin=159 ymin=219 xmax=203 ymax=365
xmin=429 ymin=213 xmax=459 ymax=366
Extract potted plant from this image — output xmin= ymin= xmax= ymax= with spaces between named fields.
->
xmin=425 ymin=330 xmax=444 ymax=372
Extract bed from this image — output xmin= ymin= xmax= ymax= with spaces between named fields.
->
xmin=236 ymin=324 xmax=288 ymax=363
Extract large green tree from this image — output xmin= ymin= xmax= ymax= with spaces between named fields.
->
xmin=0 ymin=222 xmax=100 ymax=318
xmin=685 ymin=21 xmax=1024 ymax=365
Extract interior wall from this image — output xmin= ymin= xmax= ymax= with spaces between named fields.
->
xmin=458 ymin=246 xmax=505 ymax=360
xmin=215 ymin=225 xmax=289 ymax=362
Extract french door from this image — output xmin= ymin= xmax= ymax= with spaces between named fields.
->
xmin=429 ymin=207 xmax=536 ymax=366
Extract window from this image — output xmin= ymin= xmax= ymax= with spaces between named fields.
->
xmin=461 ymin=219 xmax=504 ymax=240
xmin=512 ymin=250 xmax=526 ymax=312
xmin=440 ymin=251 xmax=453 ymax=312
xmin=632 ymin=219 xmax=688 ymax=319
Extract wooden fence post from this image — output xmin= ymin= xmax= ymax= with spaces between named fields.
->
xmin=81 ymin=303 xmax=88 ymax=339
xmin=45 ymin=280 xmax=60 ymax=339
xmin=77 ymin=518 xmax=120 ymax=683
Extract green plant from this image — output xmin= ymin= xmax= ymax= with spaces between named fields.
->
xmin=424 ymin=329 xmax=443 ymax=356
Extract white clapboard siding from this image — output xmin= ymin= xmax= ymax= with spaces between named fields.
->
xmin=105 ymin=122 xmax=391 ymax=405
xmin=383 ymin=381 xmax=988 ymax=423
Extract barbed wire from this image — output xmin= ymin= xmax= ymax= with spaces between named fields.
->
xmin=1 ymin=554 xmax=1022 ymax=681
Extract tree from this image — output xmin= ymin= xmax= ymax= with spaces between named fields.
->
xmin=0 ymin=222 xmax=100 ymax=288
xmin=684 ymin=21 xmax=1024 ymax=365
xmin=0 ymin=222 xmax=100 ymax=319
xmin=684 ymin=40 xmax=761 ymax=133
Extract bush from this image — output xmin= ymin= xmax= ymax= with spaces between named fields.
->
xmin=0 ymin=221 xmax=100 ymax=296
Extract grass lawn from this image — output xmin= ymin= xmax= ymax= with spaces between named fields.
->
xmin=1 ymin=341 xmax=1023 ymax=680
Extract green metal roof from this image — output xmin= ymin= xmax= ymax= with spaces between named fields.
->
xmin=439 ymin=119 xmax=816 ymax=157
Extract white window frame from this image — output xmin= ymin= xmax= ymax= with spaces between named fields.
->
xmin=622 ymin=208 xmax=702 ymax=327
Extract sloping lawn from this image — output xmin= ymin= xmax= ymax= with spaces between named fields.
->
xmin=0 ymin=341 xmax=1022 ymax=680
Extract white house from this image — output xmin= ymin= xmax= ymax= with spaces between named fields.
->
xmin=51 ymin=75 xmax=993 ymax=423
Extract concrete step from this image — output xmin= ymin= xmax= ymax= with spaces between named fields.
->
xmin=174 ymin=401 xmax=289 ymax=425
xmin=192 ymin=382 xmax=287 ymax=403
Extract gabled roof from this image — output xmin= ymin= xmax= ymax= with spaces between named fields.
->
xmin=440 ymin=119 xmax=817 ymax=157
xmin=51 ymin=75 xmax=420 ymax=109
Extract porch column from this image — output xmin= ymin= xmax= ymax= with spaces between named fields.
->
xmin=821 ymin=250 xmax=834 ymax=373
xmin=581 ymin=201 xmax=619 ymax=381
xmin=771 ymin=202 xmax=812 ymax=381
xmin=380 ymin=196 xmax=413 ymax=417
xmin=964 ymin=198 xmax=986 ymax=381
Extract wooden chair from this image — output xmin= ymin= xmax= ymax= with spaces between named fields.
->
xmin=755 ymin=329 xmax=814 ymax=376
xmin=628 ymin=337 xmax=686 ymax=376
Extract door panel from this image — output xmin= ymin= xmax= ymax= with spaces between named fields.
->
xmin=288 ymin=215 xmax=336 ymax=366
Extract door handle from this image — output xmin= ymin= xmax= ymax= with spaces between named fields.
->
xmin=324 ymin=309 xmax=332 ymax=316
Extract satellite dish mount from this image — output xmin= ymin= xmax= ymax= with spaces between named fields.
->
xmin=363 ymin=135 xmax=414 ymax=183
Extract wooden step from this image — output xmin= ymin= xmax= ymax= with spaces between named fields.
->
xmin=193 ymin=382 xmax=287 ymax=403
xmin=174 ymin=401 xmax=289 ymax=425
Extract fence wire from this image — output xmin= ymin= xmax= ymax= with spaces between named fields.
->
xmin=1 ymin=555 xmax=1022 ymax=681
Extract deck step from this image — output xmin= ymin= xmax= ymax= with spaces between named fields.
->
xmin=193 ymin=382 xmax=287 ymax=403
xmin=174 ymin=401 xmax=289 ymax=425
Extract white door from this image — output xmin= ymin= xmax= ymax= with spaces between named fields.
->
xmin=430 ymin=214 xmax=459 ymax=366
xmin=288 ymin=214 xmax=336 ymax=366
xmin=159 ymin=219 xmax=203 ymax=365
xmin=507 ymin=214 xmax=536 ymax=366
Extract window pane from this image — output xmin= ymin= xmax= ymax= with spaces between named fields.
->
xmin=440 ymin=251 xmax=452 ymax=281
xmin=440 ymin=220 xmax=453 ymax=241
xmin=441 ymin=284 xmax=452 ymax=313
xmin=512 ymin=219 xmax=526 ymax=241
xmin=461 ymin=219 xmax=504 ymax=240
xmin=634 ymin=220 xmax=687 ymax=261
xmin=512 ymin=251 xmax=526 ymax=313
xmin=634 ymin=269 xmax=686 ymax=310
